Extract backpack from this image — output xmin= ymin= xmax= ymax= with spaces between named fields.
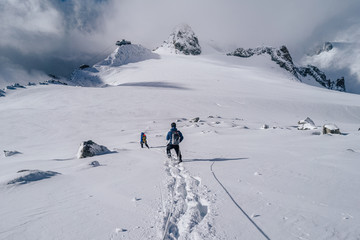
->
xmin=171 ymin=131 xmax=181 ymax=145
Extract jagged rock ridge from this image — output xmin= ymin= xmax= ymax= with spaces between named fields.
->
xmin=158 ymin=24 xmax=201 ymax=55
xmin=227 ymin=46 xmax=345 ymax=92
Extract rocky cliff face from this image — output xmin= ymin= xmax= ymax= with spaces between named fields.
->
xmin=313 ymin=42 xmax=333 ymax=55
xmin=157 ymin=24 xmax=201 ymax=55
xmin=228 ymin=45 xmax=346 ymax=92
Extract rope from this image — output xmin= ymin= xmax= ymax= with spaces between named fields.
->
xmin=210 ymin=161 xmax=271 ymax=240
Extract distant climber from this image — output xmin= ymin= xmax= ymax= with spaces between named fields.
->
xmin=140 ymin=132 xmax=150 ymax=149
xmin=166 ymin=122 xmax=184 ymax=162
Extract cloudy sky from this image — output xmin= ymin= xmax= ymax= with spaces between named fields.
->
xmin=1 ymin=0 xmax=360 ymax=83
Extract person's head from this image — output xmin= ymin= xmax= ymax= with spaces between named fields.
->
xmin=171 ymin=122 xmax=176 ymax=128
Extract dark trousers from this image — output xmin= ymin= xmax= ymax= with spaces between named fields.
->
xmin=141 ymin=142 xmax=149 ymax=148
xmin=167 ymin=144 xmax=182 ymax=161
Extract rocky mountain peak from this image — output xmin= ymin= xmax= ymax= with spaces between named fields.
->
xmin=314 ymin=42 xmax=333 ymax=55
xmin=228 ymin=45 xmax=346 ymax=92
xmin=158 ymin=23 xmax=201 ymax=55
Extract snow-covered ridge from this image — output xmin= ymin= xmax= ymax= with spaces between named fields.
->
xmin=228 ymin=46 xmax=346 ymax=92
xmin=156 ymin=24 xmax=201 ymax=55
xmin=97 ymin=44 xmax=159 ymax=67
xmin=70 ymin=44 xmax=160 ymax=87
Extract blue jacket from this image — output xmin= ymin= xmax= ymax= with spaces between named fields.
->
xmin=140 ymin=132 xmax=147 ymax=143
xmin=166 ymin=127 xmax=184 ymax=144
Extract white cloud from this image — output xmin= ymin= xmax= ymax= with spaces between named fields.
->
xmin=1 ymin=0 xmax=360 ymax=80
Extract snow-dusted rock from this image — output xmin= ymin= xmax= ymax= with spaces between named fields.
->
xmin=190 ymin=117 xmax=200 ymax=123
xmin=298 ymin=117 xmax=317 ymax=130
xmin=323 ymin=124 xmax=340 ymax=134
xmin=39 ymin=79 xmax=68 ymax=86
xmin=70 ymin=67 xmax=103 ymax=87
xmin=157 ymin=24 xmax=201 ymax=55
xmin=90 ymin=161 xmax=100 ymax=167
xmin=0 ymin=89 xmax=5 ymax=97
xmin=228 ymin=45 xmax=297 ymax=76
xmin=260 ymin=124 xmax=269 ymax=129
xmin=8 ymin=170 xmax=60 ymax=185
xmin=228 ymin=45 xmax=346 ymax=92
xmin=77 ymin=140 xmax=111 ymax=159
xmin=312 ymin=42 xmax=333 ymax=55
xmin=4 ymin=150 xmax=21 ymax=157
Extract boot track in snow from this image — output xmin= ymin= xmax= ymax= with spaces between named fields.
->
xmin=162 ymin=158 xmax=214 ymax=240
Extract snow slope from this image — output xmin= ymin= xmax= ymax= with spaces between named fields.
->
xmin=70 ymin=44 xmax=160 ymax=86
xmin=1 ymin=51 xmax=360 ymax=240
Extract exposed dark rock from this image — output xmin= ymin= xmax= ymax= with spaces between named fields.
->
xmin=90 ymin=161 xmax=101 ymax=167
xmin=159 ymin=24 xmax=201 ymax=55
xmin=79 ymin=64 xmax=90 ymax=70
xmin=315 ymin=42 xmax=333 ymax=55
xmin=228 ymin=45 xmax=346 ymax=92
xmin=8 ymin=170 xmax=60 ymax=185
xmin=77 ymin=140 xmax=111 ymax=159
xmin=39 ymin=79 xmax=68 ymax=85
xmin=47 ymin=74 xmax=60 ymax=80
xmin=335 ymin=77 xmax=346 ymax=92
xmin=323 ymin=124 xmax=340 ymax=134
xmin=228 ymin=46 xmax=298 ymax=77
xmin=6 ymin=83 xmax=26 ymax=90
xmin=297 ymin=65 xmax=332 ymax=88
xmin=191 ymin=117 xmax=200 ymax=122
xmin=116 ymin=39 xmax=131 ymax=46
xmin=4 ymin=150 xmax=22 ymax=157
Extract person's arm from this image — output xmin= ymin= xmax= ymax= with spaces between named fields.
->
xmin=179 ymin=131 xmax=184 ymax=142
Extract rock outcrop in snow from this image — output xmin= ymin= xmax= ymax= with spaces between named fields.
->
xmin=227 ymin=46 xmax=346 ymax=92
xmin=323 ymin=124 xmax=340 ymax=134
xmin=8 ymin=170 xmax=60 ymax=185
xmin=298 ymin=117 xmax=317 ymax=130
xmin=77 ymin=140 xmax=111 ymax=159
xmin=69 ymin=67 xmax=103 ymax=87
xmin=157 ymin=24 xmax=201 ymax=55
xmin=4 ymin=150 xmax=22 ymax=157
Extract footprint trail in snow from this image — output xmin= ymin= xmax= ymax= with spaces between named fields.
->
xmin=162 ymin=159 xmax=215 ymax=240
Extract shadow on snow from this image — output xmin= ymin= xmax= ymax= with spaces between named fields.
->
xmin=186 ymin=157 xmax=249 ymax=162
xmin=118 ymin=81 xmax=190 ymax=90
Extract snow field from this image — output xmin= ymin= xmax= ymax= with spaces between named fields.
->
xmin=1 ymin=51 xmax=360 ymax=239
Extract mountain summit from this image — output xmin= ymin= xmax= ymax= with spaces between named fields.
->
xmin=70 ymin=42 xmax=159 ymax=86
xmin=157 ymin=24 xmax=201 ymax=55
